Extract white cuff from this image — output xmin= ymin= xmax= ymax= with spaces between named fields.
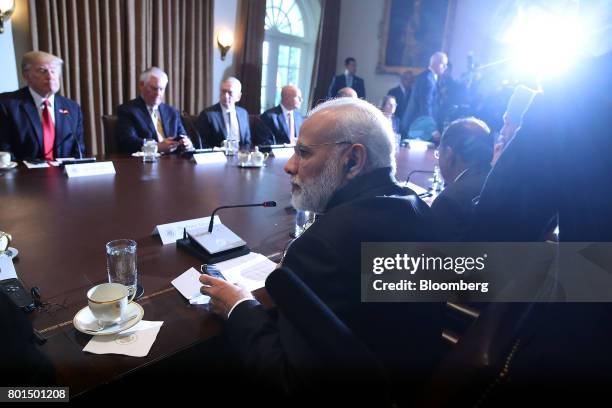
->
xmin=227 ymin=297 xmax=255 ymax=319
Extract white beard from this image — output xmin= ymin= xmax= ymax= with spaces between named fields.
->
xmin=290 ymin=158 xmax=344 ymax=213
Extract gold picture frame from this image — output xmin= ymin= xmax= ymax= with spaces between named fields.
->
xmin=377 ymin=0 xmax=457 ymax=75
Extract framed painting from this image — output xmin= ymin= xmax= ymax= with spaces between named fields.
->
xmin=377 ymin=0 xmax=457 ymax=75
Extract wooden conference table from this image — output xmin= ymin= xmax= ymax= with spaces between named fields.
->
xmin=0 ymin=145 xmax=436 ymax=397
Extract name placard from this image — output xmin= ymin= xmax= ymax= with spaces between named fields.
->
xmin=65 ymin=161 xmax=116 ymax=178
xmin=193 ymin=152 xmax=227 ymax=165
xmin=271 ymin=147 xmax=294 ymax=159
xmin=153 ymin=216 xmax=221 ymax=245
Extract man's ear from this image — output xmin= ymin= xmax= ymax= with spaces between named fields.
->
xmin=344 ymin=144 xmax=367 ymax=180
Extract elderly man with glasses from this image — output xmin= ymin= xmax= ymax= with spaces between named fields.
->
xmin=199 ymin=97 xmax=444 ymax=403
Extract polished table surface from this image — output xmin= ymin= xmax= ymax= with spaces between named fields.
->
xmin=0 ymin=145 xmax=436 ymax=396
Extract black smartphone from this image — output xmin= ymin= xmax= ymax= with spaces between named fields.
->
xmin=200 ymin=264 xmax=226 ymax=281
xmin=0 ymin=278 xmax=35 ymax=311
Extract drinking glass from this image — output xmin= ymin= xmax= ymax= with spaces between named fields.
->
xmin=106 ymin=239 xmax=138 ymax=299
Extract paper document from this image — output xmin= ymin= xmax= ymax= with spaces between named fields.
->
xmin=171 ymin=267 xmax=210 ymax=304
xmin=406 ymin=181 xmax=429 ymax=196
xmin=0 ymin=255 xmax=18 ymax=280
xmin=215 ymin=252 xmax=278 ymax=291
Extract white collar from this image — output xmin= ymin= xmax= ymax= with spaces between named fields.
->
xmin=344 ymin=70 xmax=353 ymax=77
xmin=280 ymin=104 xmax=293 ymax=117
xmin=429 ymin=68 xmax=438 ymax=82
xmin=399 ymin=84 xmax=407 ymax=94
xmin=29 ymin=87 xmax=55 ymax=108
xmin=221 ymin=104 xmax=235 ymax=115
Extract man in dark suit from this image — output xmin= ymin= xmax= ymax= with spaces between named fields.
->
xmin=255 ymin=85 xmax=303 ymax=146
xmin=387 ymin=70 xmax=414 ymax=120
xmin=117 ymin=67 xmax=192 ymax=154
xmin=468 ymin=52 xmax=612 ymax=402
xmin=196 ymin=77 xmax=251 ymax=149
xmin=0 ymin=51 xmax=84 ymax=161
xmin=431 ymin=117 xmax=493 ymax=241
xmin=328 ymin=57 xmax=366 ymax=99
xmin=401 ymin=51 xmax=448 ymax=141
xmin=199 ymin=98 xmax=444 ymax=403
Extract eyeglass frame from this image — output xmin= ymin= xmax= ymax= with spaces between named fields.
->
xmin=292 ymin=140 xmax=353 ymax=160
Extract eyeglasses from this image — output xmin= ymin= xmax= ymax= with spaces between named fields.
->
xmin=293 ymin=141 xmax=352 ymax=160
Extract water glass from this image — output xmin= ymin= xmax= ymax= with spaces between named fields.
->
xmin=143 ymin=139 xmax=158 ymax=162
xmin=106 ymin=239 xmax=138 ymax=298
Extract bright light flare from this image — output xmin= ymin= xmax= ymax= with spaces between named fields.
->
xmin=503 ymin=6 xmax=588 ymax=77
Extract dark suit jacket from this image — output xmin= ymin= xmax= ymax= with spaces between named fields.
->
xmin=116 ymin=96 xmax=187 ymax=154
xmin=401 ymin=69 xmax=439 ymax=137
xmin=0 ymin=87 xmax=84 ymax=161
xmin=431 ymin=165 xmax=490 ymax=241
xmin=225 ymin=168 xmax=444 ymax=401
xmin=387 ymin=85 xmax=411 ymax=120
xmin=327 ymin=74 xmax=366 ymax=99
xmin=196 ymin=103 xmax=251 ymax=148
xmin=254 ymin=105 xmax=303 ymax=145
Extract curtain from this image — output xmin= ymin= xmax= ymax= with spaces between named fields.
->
xmin=233 ymin=0 xmax=265 ymax=115
xmin=309 ymin=0 xmax=340 ymax=108
xmin=28 ymin=0 xmax=213 ymax=155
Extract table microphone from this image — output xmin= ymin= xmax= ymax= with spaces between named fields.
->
xmin=208 ymin=201 xmax=277 ymax=233
xmin=406 ymin=169 xmax=433 ymax=183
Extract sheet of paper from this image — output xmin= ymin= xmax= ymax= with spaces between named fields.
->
xmin=193 ymin=152 xmax=227 ymax=165
xmin=0 ymin=255 xmax=18 ymax=280
xmin=83 ymin=321 xmax=163 ymax=357
xmin=23 ymin=161 xmax=49 ymax=169
xmin=406 ymin=181 xmax=429 ymax=196
xmin=215 ymin=252 xmax=278 ymax=292
xmin=171 ymin=267 xmax=210 ymax=303
xmin=272 ymin=147 xmax=294 ymax=158
xmin=154 ymin=215 xmax=221 ymax=245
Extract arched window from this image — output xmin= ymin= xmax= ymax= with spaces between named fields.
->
xmin=261 ymin=0 xmax=320 ymax=113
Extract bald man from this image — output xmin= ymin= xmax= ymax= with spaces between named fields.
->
xmin=0 ymin=51 xmax=84 ymax=161
xmin=337 ymin=87 xmax=358 ymax=98
xmin=255 ymin=85 xmax=304 ymax=146
xmin=400 ymin=51 xmax=448 ymax=141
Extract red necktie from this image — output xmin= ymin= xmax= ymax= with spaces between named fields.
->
xmin=42 ymin=100 xmax=55 ymax=161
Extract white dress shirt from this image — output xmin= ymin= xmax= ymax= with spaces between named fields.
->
xmin=280 ymin=104 xmax=296 ymax=144
xmin=221 ymin=104 xmax=240 ymax=142
xmin=29 ymin=88 xmax=55 ymax=124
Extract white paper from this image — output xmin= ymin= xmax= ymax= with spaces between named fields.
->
xmin=83 ymin=321 xmax=163 ymax=357
xmin=193 ymin=152 xmax=227 ymax=165
xmin=153 ymin=215 xmax=221 ymax=245
xmin=216 ymin=252 xmax=278 ymax=292
xmin=171 ymin=267 xmax=209 ymax=302
xmin=65 ymin=161 xmax=116 ymax=178
xmin=271 ymin=147 xmax=294 ymax=158
xmin=0 ymin=255 xmax=18 ymax=280
xmin=23 ymin=161 xmax=49 ymax=169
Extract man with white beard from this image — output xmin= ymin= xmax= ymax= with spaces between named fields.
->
xmin=199 ymin=98 xmax=443 ymax=404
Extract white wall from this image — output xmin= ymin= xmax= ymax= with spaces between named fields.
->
xmin=212 ymin=0 xmax=239 ymax=105
xmin=0 ymin=20 xmax=19 ymax=93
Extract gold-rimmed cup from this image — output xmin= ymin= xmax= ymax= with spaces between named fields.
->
xmin=87 ymin=283 xmax=135 ymax=325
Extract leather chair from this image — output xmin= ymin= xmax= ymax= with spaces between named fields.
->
xmin=181 ymin=113 xmax=203 ymax=149
xmin=101 ymin=115 xmax=119 ymax=156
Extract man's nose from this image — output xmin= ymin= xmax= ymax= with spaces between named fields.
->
xmin=284 ymin=154 xmax=298 ymax=175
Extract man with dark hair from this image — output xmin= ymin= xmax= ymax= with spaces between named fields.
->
xmin=387 ymin=70 xmax=414 ymax=120
xmin=327 ymin=57 xmax=366 ymax=99
xmin=431 ymin=117 xmax=493 ymax=241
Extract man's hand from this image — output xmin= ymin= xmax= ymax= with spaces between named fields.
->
xmin=179 ymin=136 xmax=194 ymax=150
xmin=199 ymin=274 xmax=253 ymax=319
xmin=157 ymin=139 xmax=180 ymax=153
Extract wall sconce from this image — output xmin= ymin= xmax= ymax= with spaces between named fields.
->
xmin=217 ymin=30 xmax=234 ymax=61
xmin=0 ymin=0 xmax=15 ymax=34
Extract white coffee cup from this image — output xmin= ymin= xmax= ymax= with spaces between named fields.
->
xmin=237 ymin=150 xmax=251 ymax=164
xmin=0 ymin=151 xmax=11 ymax=167
xmin=87 ymin=283 xmax=135 ymax=325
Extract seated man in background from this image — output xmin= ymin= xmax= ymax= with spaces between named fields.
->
xmin=117 ymin=67 xmax=192 ymax=154
xmin=197 ymin=77 xmax=251 ymax=149
xmin=336 ymin=87 xmax=358 ymax=98
xmin=380 ymin=94 xmax=400 ymax=135
xmin=431 ymin=117 xmax=493 ymax=241
xmin=255 ymin=84 xmax=303 ymax=146
xmin=0 ymin=51 xmax=84 ymax=161
xmin=200 ymin=98 xmax=443 ymax=404
xmin=387 ymin=70 xmax=414 ymax=121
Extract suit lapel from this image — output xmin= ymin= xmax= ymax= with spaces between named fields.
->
xmin=294 ymin=112 xmax=303 ymax=138
xmin=137 ymin=97 xmax=158 ymax=138
xmin=236 ymin=108 xmax=246 ymax=142
xmin=277 ymin=107 xmax=289 ymax=138
xmin=215 ymin=105 xmax=228 ymax=139
xmin=20 ymin=91 xmax=44 ymax=152
xmin=158 ymin=103 xmax=169 ymax=138
xmin=53 ymin=97 xmax=68 ymax=152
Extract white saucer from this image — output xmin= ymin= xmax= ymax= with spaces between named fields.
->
xmin=132 ymin=152 xmax=161 ymax=158
xmin=73 ymin=302 xmax=144 ymax=336
xmin=237 ymin=162 xmax=266 ymax=168
xmin=0 ymin=162 xmax=17 ymax=170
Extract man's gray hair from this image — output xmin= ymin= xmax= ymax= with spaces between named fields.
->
xmin=139 ymin=67 xmax=168 ymax=86
xmin=308 ymin=98 xmax=396 ymax=172
xmin=221 ymin=76 xmax=242 ymax=92
xmin=22 ymin=51 xmax=63 ymax=72
xmin=429 ymin=51 xmax=448 ymax=66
